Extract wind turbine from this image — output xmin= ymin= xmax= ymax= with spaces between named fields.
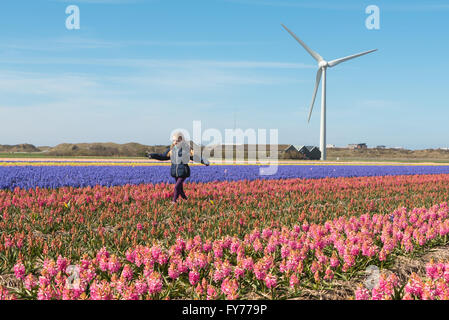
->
xmin=281 ymin=24 xmax=377 ymax=160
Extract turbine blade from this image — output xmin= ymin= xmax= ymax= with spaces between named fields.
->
xmin=281 ymin=24 xmax=323 ymax=62
xmin=307 ymin=68 xmax=322 ymax=123
xmin=328 ymin=49 xmax=377 ymax=67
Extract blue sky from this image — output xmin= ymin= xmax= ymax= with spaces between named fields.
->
xmin=1 ymin=0 xmax=448 ymax=149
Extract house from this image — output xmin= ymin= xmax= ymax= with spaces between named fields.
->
xmin=348 ymin=143 xmax=367 ymax=150
xmin=284 ymin=145 xmax=301 ymax=153
xmin=283 ymin=145 xmax=321 ymax=160
xmin=326 ymin=144 xmax=336 ymax=148
xmin=299 ymin=146 xmax=322 ymax=160
xmin=282 ymin=145 xmax=304 ymax=160
xmin=308 ymin=146 xmax=322 ymax=160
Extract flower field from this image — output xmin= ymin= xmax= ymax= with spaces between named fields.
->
xmin=2 ymin=161 xmax=449 ymax=190
xmin=1 ymin=160 xmax=449 ymax=300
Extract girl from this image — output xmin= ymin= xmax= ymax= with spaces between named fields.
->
xmin=146 ymin=132 xmax=209 ymax=203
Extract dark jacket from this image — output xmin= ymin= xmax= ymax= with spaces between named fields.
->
xmin=170 ymin=145 xmax=190 ymax=178
xmin=149 ymin=144 xmax=208 ymax=178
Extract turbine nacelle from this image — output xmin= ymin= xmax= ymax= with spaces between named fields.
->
xmin=318 ymin=60 xmax=328 ymax=68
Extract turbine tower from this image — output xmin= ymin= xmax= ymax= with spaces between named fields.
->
xmin=281 ymin=24 xmax=377 ymax=160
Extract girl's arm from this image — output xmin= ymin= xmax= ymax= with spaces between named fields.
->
xmin=147 ymin=147 xmax=171 ymax=161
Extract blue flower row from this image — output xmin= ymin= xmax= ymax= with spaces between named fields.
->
xmin=2 ymin=165 xmax=449 ymax=190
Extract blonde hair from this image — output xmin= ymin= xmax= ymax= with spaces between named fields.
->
xmin=170 ymin=131 xmax=186 ymax=150
xmin=172 ymin=131 xmax=184 ymax=141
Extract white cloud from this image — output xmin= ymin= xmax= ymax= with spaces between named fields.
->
xmin=222 ymin=0 xmax=449 ymax=11
xmin=0 ymin=71 xmax=101 ymax=96
xmin=0 ymin=65 xmax=302 ymax=108
xmin=0 ymin=56 xmax=314 ymax=70
xmin=116 ymin=72 xmax=302 ymax=90
xmin=52 ymin=0 xmax=144 ymax=4
xmin=221 ymin=0 xmax=361 ymax=10
xmin=0 ymin=38 xmax=271 ymax=52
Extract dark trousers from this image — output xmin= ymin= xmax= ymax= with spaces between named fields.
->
xmin=173 ymin=177 xmax=187 ymax=202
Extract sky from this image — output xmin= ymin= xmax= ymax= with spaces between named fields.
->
xmin=0 ymin=0 xmax=448 ymax=149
